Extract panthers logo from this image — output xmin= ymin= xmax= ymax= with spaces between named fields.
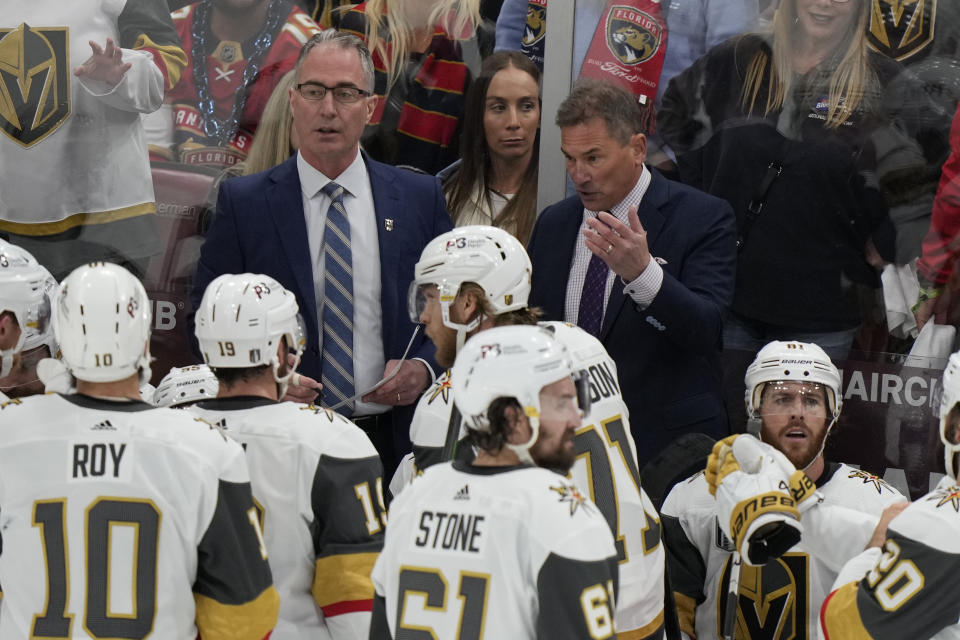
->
xmin=605 ymin=6 xmax=663 ymax=66
xmin=0 ymin=23 xmax=70 ymax=148
xmin=867 ymin=0 xmax=936 ymax=61
xmin=523 ymin=1 xmax=547 ymax=46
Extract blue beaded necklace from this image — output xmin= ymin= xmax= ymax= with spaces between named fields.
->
xmin=190 ymin=0 xmax=286 ymax=144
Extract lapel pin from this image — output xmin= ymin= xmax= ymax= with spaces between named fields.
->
xmin=385 ymin=219 xmax=394 ymax=231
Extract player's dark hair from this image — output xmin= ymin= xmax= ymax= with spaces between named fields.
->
xmin=211 ymin=364 xmax=270 ymax=388
xmin=466 ymin=396 xmax=522 ymax=454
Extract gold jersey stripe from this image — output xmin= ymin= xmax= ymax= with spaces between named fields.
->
xmin=618 ymin=608 xmax=664 ymax=639
xmin=132 ymin=34 xmax=188 ymax=90
xmin=673 ymin=591 xmax=697 ymax=637
xmin=312 ymin=552 xmax=379 ymax=607
xmin=821 ymin=583 xmax=873 ymax=640
xmin=0 ymin=203 xmax=155 ymax=236
xmin=194 ymin=585 xmax=279 ymax=640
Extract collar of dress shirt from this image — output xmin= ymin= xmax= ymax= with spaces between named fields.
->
xmin=296 ymin=149 xmax=368 ymax=201
xmin=582 ymin=164 xmax=651 ymax=222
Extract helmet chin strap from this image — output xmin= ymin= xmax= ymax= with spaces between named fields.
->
xmin=0 ymin=332 xmax=27 ymax=378
xmin=273 ymin=352 xmax=302 ymax=400
xmin=506 ymin=413 xmax=539 ymax=466
xmin=799 ymin=415 xmax=838 ymax=472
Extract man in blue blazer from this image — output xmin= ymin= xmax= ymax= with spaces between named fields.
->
xmin=527 ymin=80 xmax=736 ymax=470
xmin=192 ymin=31 xmax=452 ymax=470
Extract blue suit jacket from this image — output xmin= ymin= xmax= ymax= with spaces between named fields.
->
xmin=527 ymin=169 xmax=736 ymax=467
xmin=192 ymin=153 xmax=453 ymax=396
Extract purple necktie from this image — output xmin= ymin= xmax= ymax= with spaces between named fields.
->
xmin=577 ymin=254 xmax=609 ymax=336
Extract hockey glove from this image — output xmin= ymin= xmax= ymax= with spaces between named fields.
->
xmin=710 ymin=435 xmax=804 ymax=566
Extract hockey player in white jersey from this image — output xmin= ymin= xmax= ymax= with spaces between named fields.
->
xmin=191 ymin=272 xmax=386 ymax=639
xmin=0 ymin=262 xmax=278 ymax=639
xmin=402 ymin=225 xmax=537 ymax=481
xmin=0 ymin=240 xmax=58 ymax=402
xmin=370 ymin=325 xmax=619 ymax=639
xmin=661 ymin=340 xmax=904 ymax=640
xmin=542 ymin=321 xmax=666 ymax=639
xmin=819 ymin=349 xmax=960 ymax=640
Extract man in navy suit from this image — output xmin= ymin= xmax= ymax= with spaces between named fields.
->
xmin=192 ymin=31 xmax=452 ymax=471
xmin=527 ymin=79 xmax=736 ymax=470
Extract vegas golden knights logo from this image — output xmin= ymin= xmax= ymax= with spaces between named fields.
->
xmin=606 ymin=6 xmax=663 ymax=66
xmin=867 ymin=0 xmax=936 ymax=61
xmin=523 ymin=1 xmax=547 ymax=46
xmin=717 ymin=553 xmax=810 ymax=639
xmin=0 ymin=23 xmax=70 ymax=148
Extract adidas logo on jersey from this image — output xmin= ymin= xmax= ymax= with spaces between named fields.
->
xmin=454 ymin=485 xmax=470 ymax=501
xmin=91 ymin=420 xmax=115 ymax=431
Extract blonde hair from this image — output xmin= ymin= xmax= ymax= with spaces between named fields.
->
xmin=741 ymin=0 xmax=873 ymax=129
xmin=241 ymin=70 xmax=297 ymax=176
xmin=362 ymin=0 xmax=481 ymax=89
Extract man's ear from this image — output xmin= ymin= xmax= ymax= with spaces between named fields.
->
xmin=452 ymin=289 xmax=481 ymax=324
xmin=503 ymin=404 xmax=531 ymax=445
xmin=630 ymin=132 xmax=648 ymax=166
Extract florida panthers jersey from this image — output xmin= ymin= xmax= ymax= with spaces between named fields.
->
xmin=189 ymin=398 xmax=385 ymax=640
xmin=163 ymin=0 xmax=321 ymax=167
xmin=820 ymin=476 xmax=960 ymax=640
xmin=662 ymin=463 xmax=904 ymax=640
xmin=370 ymin=461 xmax=619 ymax=639
xmin=0 ymin=0 xmax=186 ymax=231
xmin=0 ymin=393 xmax=277 ymax=639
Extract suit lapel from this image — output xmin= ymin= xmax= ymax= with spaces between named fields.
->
xmin=599 ymin=169 xmax=667 ymax=339
xmin=268 ymin=156 xmax=319 ymax=329
xmin=365 ymin=154 xmax=401 ymax=279
xmin=542 ymin=200 xmax=581 ymax=318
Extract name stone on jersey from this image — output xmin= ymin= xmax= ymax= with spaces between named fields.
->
xmin=414 ymin=508 xmax=487 ymax=555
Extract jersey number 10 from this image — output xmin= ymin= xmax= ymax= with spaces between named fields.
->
xmin=32 ymin=497 xmax=161 ymax=638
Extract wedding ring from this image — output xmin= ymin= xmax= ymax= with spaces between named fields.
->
xmin=397 ymin=392 xmax=401 ymax=403
xmin=606 ymin=243 xmax=613 ymax=254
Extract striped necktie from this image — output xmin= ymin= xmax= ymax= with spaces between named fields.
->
xmin=320 ymin=181 xmax=355 ymax=415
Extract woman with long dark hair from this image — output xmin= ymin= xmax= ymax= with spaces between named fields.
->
xmin=442 ymin=51 xmax=541 ymax=244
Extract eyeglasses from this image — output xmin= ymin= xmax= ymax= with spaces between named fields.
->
xmin=295 ymin=82 xmax=372 ymax=104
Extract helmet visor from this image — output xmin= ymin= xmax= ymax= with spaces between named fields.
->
xmin=408 ymin=282 xmax=440 ymax=324
xmin=288 ymin=313 xmax=308 ymax=356
xmin=23 ymin=291 xmax=52 ymax=343
xmin=759 ymin=381 xmax=828 ymax=418
xmin=573 ymin=369 xmax=592 ymax=417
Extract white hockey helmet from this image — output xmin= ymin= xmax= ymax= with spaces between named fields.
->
xmin=153 ymin=364 xmax=219 ymax=408
xmin=54 ymin=262 xmax=152 ymax=384
xmin=451 ymin=324 xmax=589 ymax=464
xmin=0 ymin=241 xmax=57 ymax=377
xmin=195 ymin=273 xmax=306 ymax=395
xmin=939 ymin=351 xmax=960 ymax=479
xmin=745 ymin=340 xmax=842 ymax=420
xmin=409 ymin=225 xmax=531 ymax=346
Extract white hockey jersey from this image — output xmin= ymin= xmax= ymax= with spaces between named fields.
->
xmin=0 ymin=393 xmax=277 ymax=639
xmin=370 ymin=461 xmax=619 ymax=639
xmin=821 ymin=475 xmax=960 ymax=640
xmin=0 ymin=0 xmax=186 ymax=230
xmin=400 ymin=338 xmax=666 ymax=637
xmin=662 ymin=463 xmax=904 ymax=640
xmin=189 ymin=398 xmax=385 ymax=640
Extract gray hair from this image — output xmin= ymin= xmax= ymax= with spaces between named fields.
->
xmin=556 ymin=79 xmax=648 ymax=141
xmin=295 ymin=30 xmax=376 ymax=93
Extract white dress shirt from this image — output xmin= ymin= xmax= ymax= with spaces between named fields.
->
xmin=564 ymin=165 xmax=665 ymax=326
xmin=298 ymin=150 xmax=389 ymax=416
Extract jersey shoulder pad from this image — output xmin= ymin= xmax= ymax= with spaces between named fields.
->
xmin=410 ymin=372 xmax=455 ymax=448
xmin=660 ymin=470 xmax=712 ymax=517
xmin=284 ymin=402 xmax=380 ymax=459
xmin=891 ymin=484 xmax=960 ymax=553
xmin=824 ymin=464 xmax=905 ymax=509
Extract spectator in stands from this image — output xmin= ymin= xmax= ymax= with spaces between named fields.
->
xmin=440 ymin=51 xmax=541 ymax=244
xmin=1 ymin=2 xmax=186 ymax=281
xmin=149 ymin=0 xmax=321 ymax=168
xmin=915 ymin=101 xmax=960 ymax=329
xmin=526 ymin=79 xmax=736 ymax=469
xmin=339 ymin=0 xmax=489 ymax=174
xmin=494 ymin=0 xmax=757 ymax=99
xmin=658 ymin=0 xmax=908 ymax=359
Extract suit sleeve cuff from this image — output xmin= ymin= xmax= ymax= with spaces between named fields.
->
xmin=623 ymin=259 xmax=664 ymax=309
xmin=411 ymin=357 xmax=436 ymax=386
